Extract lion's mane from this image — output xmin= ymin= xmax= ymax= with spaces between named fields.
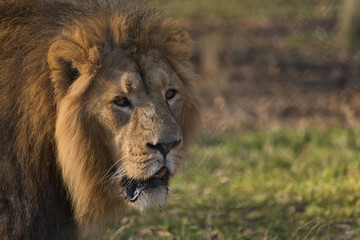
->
xmin=0 ymin=1 xmax=200 ymax=239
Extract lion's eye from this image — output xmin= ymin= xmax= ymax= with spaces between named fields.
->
xmin=114 ymin=96 xmax=131 ymax=107
xmin=165 ymin=89 xmax=177 ymax=101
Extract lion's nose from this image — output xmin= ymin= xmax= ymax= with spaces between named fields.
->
xmin=146 ymin=139 xmax=181 ymax=159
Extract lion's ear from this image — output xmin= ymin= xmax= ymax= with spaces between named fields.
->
xmin=48 ymin=40 xmax=100 ymax=100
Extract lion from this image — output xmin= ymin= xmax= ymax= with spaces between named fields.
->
xmin=0 ymin=0 xmax=200 ymax=239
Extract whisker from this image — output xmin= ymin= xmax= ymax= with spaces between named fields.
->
xmin=109 ymin=161 xmax=131 ymax=184
xmin=109 ymin=166 xmax=127 ymax=184
xmin=96 ymin=155 xmax=131 ymax=186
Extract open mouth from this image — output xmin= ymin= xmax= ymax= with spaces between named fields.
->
xmin=121 ymin=167 xmax=170 ymax=202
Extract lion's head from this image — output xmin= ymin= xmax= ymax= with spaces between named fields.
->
xmin=46 ymin=5 xmax=200 ymax=227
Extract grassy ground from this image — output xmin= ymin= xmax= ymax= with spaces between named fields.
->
xmin=105 ymin=128 xmax=360 ymax=239
xmin=157 ymin=0 xmax=339 ymax=21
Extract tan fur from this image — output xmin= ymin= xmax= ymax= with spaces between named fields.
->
xmin=0 ymin=1 xmax=200 ymax=238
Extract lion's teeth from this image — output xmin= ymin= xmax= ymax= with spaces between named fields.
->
xmin=155 ymin=167 xmax=167 ymax=178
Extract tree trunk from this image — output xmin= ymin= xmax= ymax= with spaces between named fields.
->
xmin=336 ymin=0 xmax=360 ymax=50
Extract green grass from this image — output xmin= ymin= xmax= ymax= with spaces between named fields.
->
xmin=285 ymin=29 xmax=332 ymax=51
xmin=106 ymin=128 xmax=360 ymax=239
xmin=154 ymin=0 xmax=343 ymax=57
xmin=155 ymin=0 xmax=340 ymax=21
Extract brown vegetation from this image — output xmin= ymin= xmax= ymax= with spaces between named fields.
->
xmin=183 ymin=19 xmax=360 ymax=131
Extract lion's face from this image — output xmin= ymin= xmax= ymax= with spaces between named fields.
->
xmin=86 ymin=50 xmax=186 ymax=210
xmin=51 ymin=44 xmax=199 ymax=223
xmin=48 ymin=13 xmax=200 ymax=225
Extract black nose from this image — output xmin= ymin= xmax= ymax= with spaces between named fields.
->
xmin=146 ymin=139 xmax=181 ymax=158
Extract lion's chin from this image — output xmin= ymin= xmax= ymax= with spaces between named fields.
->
xmin=121 ymin=167 xmax=170 ymax=212
xmin=130 ymin=186 xmax=168 ymax=212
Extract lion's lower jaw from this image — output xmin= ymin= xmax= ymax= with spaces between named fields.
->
xmin=130 ymin=186 xmax=168 ymax=212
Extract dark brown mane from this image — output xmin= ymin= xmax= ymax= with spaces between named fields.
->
xmin=0 ymin=1 xmax=70 ymax=239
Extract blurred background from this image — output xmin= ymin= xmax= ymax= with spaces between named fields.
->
xmin=107 ymin=0 xmax=360 ymax=239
